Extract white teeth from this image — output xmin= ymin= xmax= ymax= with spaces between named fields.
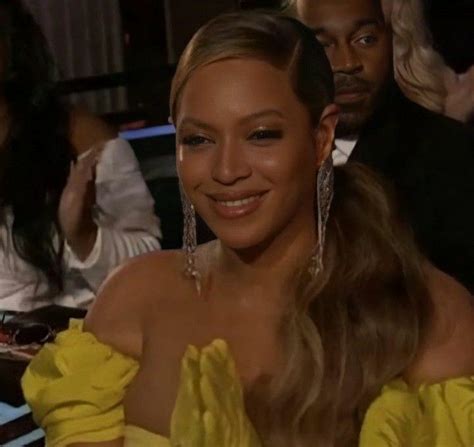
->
xmin=218 ymin=195 xmax=260 ymax=207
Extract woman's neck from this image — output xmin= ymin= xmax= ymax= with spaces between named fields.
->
xmin=208 ymin=213 xmax=317 ymax=303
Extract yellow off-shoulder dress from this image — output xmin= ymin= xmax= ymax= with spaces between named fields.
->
xmin=22 ymin=320 xmax=474 ymax=446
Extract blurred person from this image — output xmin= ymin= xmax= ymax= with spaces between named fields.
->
xmin=0 ymin=0 xmax=161 ymax=311
xmin=286 ymin=0 xmax=474 ymax=293
xmin=22 ymin=12 xmax=474 ymax=447
xmin=383 ymin=0 xmax=474 ymax=123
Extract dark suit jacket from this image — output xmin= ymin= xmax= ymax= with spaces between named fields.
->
xmin=349 ymin=83 xmax=474 ymax=293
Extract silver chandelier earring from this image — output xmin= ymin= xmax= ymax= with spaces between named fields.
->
xmin=309 ymin=155 xmax=334 ymax=278
xmin=180 ymin=185 xmax=202 ymax=295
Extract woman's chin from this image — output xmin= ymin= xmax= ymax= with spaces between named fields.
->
xmin=212 ymin=228 xmax=268 ymax=252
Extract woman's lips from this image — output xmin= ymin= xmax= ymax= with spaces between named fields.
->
xmin=208 ymin=191 xmax=268 ymax=219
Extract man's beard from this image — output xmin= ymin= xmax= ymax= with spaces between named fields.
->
xmin=333 ymin=74 xmax=384 ymax=139
xmin=336 ymin=102 xmax=374 ymax=138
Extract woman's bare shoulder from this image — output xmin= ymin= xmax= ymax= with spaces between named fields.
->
xmin=405 ymin=264 xmax=474 ymax=385
xmin=84 ymin=250 xmax=185 ymax=359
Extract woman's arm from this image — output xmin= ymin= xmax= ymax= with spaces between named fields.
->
xmin=404 ymin=264 xmax=474 ymax=384
xmin=62 ymin=110 xmax=161 ymax=288
xmin=58 ymin=109 xmax=118 ymax=258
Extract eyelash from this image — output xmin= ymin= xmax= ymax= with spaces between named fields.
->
xmin=181 ymin=135 xmax=210 ymax=147
xmin=316 ymin=35 xmax=378 ymax=48
xmin=249 ymin=129 xmax=283 ymax=140
xmin=180 ymin=129 xmax=283 ymax=147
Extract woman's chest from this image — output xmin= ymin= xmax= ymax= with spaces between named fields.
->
xmin=124 ymin=319 xmax=281 ymax=438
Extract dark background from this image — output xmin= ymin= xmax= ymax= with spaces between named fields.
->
xmin=423 ymin=0 xmax=474 ymax=73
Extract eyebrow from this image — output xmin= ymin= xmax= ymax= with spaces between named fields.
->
xmin=177 ymin=117 xmax=216 ymax=133
xmin=313 ymin=18 xmax=382 ymax=36
xmin=240 ymin=109 xmax=286 ymax=123
xmin=178 ymin=109 xmax=286 ymax=131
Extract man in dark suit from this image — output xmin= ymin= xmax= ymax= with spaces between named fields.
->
xmin=290 ymin=0 xmax=474 ymax=292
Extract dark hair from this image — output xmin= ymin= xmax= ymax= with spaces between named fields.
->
xmin=0 ymin=0 xmax=73 ymax=292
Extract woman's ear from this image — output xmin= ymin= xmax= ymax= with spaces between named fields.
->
xmin=314 ymin=104 xmax=339 ymax=166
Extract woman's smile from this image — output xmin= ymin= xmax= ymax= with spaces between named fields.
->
xmin=206 ymin=190 xmax=269 ymax=219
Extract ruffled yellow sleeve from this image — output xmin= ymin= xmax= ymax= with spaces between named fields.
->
xmin=21 ymin=319 xmax=139 ymax=447
xmin=359 ymin=376 xmax=474 ymax=446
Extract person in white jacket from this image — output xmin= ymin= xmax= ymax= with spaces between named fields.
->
xmin=0 ymin=1 xmax=161 ymax=311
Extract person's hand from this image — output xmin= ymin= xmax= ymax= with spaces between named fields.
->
xmin=444 ymin=66 xmax=474 ymax=123
xmin=171 ymin=340 xmax=262 ymax=447
xmin=58 ymin=145 xmax=102 ymax=261
xmin=200 ymin=341 xmax=262 ymax=447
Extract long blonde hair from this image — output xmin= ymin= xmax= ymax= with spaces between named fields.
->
xmin=384 ymin=0 xmax=446 ymax=113
xmin=170 ymin=11 xmax=431 ymax=446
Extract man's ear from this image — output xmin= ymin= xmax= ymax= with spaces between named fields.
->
xmin=314 ymin=103 xmax=339 ymax=166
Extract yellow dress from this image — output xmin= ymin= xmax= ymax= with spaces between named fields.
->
xmin=21 ymin=320 xmax=474 ymax=446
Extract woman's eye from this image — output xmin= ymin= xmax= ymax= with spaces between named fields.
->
xmin=181 ymin=135 xmax=210 ymax=147
xmin=249 ymin=129 xmax=283 ymax=141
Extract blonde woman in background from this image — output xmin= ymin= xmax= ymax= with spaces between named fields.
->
xmin=383 ymin=0 xmax=474 ymax=122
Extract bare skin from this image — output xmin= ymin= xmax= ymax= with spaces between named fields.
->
xmin=71 ymin=59 xmax=473 ymax=447
xmin=405 ymin=265 xmax=474 ymax=384
xmin=75 ymin=58 xmax=338 ymax=446
xmin=93 ymin=247 xmax=287 ymax=436
xmin=74 ymin=249 xmax=474 ymax=447
xmin=58 ymin=109 xmax=117 ymax=260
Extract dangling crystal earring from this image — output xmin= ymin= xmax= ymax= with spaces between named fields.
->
xmin=308 ymin=155 xmax=334 ymax=278
xmin=180 ymin=185 xmax=202 ymax=295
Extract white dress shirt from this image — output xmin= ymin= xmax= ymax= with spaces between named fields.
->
xmin=0 ymin=138 xmax=161 ymax=311
xmin=332 ymin=138 xmax=358 ymax=166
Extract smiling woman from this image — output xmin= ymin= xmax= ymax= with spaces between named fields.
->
xmin=175 ymin=58 xmax=330 ymax=251
xmin=22 ymin=10 xmax=474 ymax=447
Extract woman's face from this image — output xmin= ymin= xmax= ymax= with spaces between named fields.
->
xmin=175 ymin=58 xmax=336 ymax=250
